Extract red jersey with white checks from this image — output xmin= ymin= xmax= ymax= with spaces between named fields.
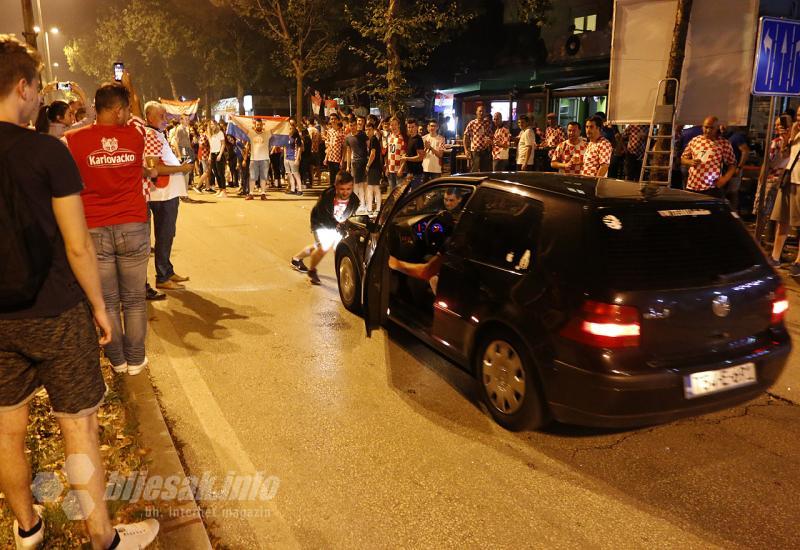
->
xmin=387 ymin=133 xmax=406 ymax=174
xmin=623 ymin=125 xmax=647 ymax=158
xmin=551 ymin=138 xmax=588 ymax=175
xmin=464 ymin=117 xmax=492 ymax=152
xmin=543 ymin=125 xmax=565 ymax=148
xmin=198 ymin=134 xmax=209 ymax=161
xmin=325 ymin=127 xmax=345 ymax=164
xmin=65 ymin=117 xmax=147 ymax=228
xmin=681 ymin=135 xmax=736 ymax=191
xmin=580 ymin=137 xmax=613 ymax=177
xmin=492 ymin=126 xmax=511 ymax=160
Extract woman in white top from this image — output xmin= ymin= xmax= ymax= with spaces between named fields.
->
xmin=422 ymin=119 xmax=445 ymax=182
xmin=207 ymin=120 xmax=227 ymax=197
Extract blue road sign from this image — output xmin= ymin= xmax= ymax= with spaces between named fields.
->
xmin=753 ymin=17 xmax=800 ymax=96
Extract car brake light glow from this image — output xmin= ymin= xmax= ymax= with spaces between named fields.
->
xmin=561 ymin=300 xmax=641 ymax=348
xmin=772 ymin=285 xmax=789 ymax=325
xmin=582 ymin=321 xmax=641 ymax=338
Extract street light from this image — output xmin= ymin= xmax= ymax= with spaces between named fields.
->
xmin=34 ymin=0 xmax=58 ymax=83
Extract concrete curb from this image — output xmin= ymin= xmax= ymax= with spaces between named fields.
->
xmin=122 ymin=371 xmax=213 ymax=549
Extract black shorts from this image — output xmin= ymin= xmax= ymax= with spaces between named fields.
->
xmin=352 ymin=161 xmax=367 ymax=183
xmin=367 ymin=168 xmax=381 ymax=186
xmin=0 ymin=301 xmax=105 ymax=417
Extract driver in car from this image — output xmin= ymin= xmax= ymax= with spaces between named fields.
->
xmin=388 ymin=188 xmax=466 ymax=293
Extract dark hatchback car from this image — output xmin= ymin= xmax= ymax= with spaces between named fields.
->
xmin=334 ymin=173 xmax=792 ymax=431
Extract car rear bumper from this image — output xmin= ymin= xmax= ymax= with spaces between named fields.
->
xmin=545 ymin=338 xmax=791 ymax=429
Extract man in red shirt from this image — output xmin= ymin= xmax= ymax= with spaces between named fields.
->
xmin=65 ymin=75 xmax=153 ymax=377
xmin=324 ymin=113 xmax=345 ymax=185
xmin=464 ymin=104 xmax=492 ymax=172
xmin=680 ymin=115 xmax=737 ymax=198
xmin=580 ymin=115 xmax=613 ymax=177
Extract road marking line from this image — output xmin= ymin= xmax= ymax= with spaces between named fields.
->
xmin=151 ymin=310 xmax=301 ymax=548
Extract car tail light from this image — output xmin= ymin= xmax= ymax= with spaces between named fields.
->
xmin=561 ymin=300 xmax=641 ymax=348
xmin=772 ymin=285 xmax=789 ymax=325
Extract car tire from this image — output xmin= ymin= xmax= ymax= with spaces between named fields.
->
xmin=337 ymin=249 xmax=362 ymax=314
xmin=475 ymin=330 xmax=550 ymax=431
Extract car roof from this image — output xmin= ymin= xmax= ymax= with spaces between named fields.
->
xmin=447 ymin=172 xmax=720 ymax=204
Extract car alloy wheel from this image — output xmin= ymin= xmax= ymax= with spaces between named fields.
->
xmin=481 ymin=339 xmax=526 ymax=415
xmin=339 ymin=256 xmax=356 ymax=304
xmin=337 ymin=251 xmax=362 ymax=314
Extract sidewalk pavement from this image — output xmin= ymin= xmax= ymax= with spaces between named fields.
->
xmin=122 ymin=372 xmax=212 ymax=549
xmin=773 ymin=273 xmax=800 ymax=403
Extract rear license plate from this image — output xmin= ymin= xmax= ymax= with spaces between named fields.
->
xmin=683 ymin=363 xmax=757 ymax=399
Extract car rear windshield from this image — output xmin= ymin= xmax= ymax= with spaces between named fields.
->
xmin=591 ymin=203 xmax=764 ymax=291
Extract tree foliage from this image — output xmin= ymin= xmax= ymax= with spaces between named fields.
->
xmin=347 ymin=0 xmax=475 ymax=113
xmin=515 ymin=0 xmax=553 ymax=25
xmin=228 ymin=0 xmax=343 ymax=120
xmin=64 ymin=0 xmax=273 ymax=105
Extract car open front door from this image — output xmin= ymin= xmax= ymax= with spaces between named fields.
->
xmin=362 ymin=184 xmax=410 ymax=337
xmin=363 ymin=238 xmax=390 ymax=336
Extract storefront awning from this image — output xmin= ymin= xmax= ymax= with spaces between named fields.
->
xmin=552 ymin=79 xmax=609 ymax=95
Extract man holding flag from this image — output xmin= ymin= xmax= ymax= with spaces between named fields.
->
xmin=228 ymin=115 xmax=292 ymax=200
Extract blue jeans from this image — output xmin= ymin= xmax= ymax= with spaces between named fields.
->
xmin=89 ymin=222 xmax=149 ymax=366
xmin=149 ymin=198 xmax=180 ymax=284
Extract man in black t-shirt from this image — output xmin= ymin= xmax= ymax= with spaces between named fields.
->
xmin=0 ymin=35 xmax=159 ymax=549
xmin=344 ymin=116 xmax=369 ymax=212
xmin=365 ymin=120 xmax=383 ymax=214
xmin=401 ymin=118 xmax=426 ymax=190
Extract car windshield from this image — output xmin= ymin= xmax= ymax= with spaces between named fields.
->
xmin=377 ymin=184 xmax=408 ymax=228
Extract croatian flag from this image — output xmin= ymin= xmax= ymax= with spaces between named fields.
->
xmin=227 ymin=115 xmax=292 ymax=148
xmin=159 ymin=98 xmax=200 ymax=121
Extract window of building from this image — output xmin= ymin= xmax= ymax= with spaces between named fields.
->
xmin=573 ymin=14 xmax=597 ymax=34
xmin=489 ymin=101 xmax=518 ymax=122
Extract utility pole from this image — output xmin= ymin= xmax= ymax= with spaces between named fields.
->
xmin=21 ymin=0 xmax=37 ymax=49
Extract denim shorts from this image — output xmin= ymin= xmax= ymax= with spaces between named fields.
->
xmin=0 ymin=301 xmax=105 ymax=417
xmin=250 ymin=159 xmax=269 ymax=183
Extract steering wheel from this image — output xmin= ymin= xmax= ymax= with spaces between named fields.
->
xmin=424 ymin=210 xmax=455 ymax=253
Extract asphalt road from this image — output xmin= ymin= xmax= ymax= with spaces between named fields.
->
xmin=143 ymin=187 xmax=800 ymax=549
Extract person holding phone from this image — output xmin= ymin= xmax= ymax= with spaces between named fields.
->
xmin=680 ymin=115 xmax=737 ymax=198
xmin=35 ymin=80 xmax=94 ymax=138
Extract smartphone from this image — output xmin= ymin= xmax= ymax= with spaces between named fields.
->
xmin=57 ymin=81 xmax=71 ymax=92
xmin=114 ymin=62 xmax=124 ymax=82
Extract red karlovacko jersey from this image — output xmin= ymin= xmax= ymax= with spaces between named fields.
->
xmin=65 ymin=119 xmax=147 ymax=228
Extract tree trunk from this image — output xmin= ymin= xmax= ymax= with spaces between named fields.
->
xmin=651 ymin=0 xmax=693 ymax=183
xmin=295 ymin=65 xmax=304 ymax=123
xmin=665 ymin=0 xmax=693 ymax=104
xmin=166 ymin=72 xmax=179 ymax=101
xmin=237 ymin=80 xmax=245 ymax=115
xmin=386 ymin=0 xmax=402 ymax=114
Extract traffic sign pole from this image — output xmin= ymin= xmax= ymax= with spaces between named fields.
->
xmin=754 ymin=96 xmax=777 ymax=243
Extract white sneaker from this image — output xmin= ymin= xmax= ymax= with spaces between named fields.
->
xmin=13 ymin=504 xmax=44 ymax=550
xmin=113 ymin=519 xmax=159 ymax=549
xmin=111 ymin=362 xmax=128 ymax=374
xmin=127 ymin=357 xmax=149 ymax=376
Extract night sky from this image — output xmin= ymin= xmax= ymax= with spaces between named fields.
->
xmin=1 ymin=0 xmax=100 ymax=91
